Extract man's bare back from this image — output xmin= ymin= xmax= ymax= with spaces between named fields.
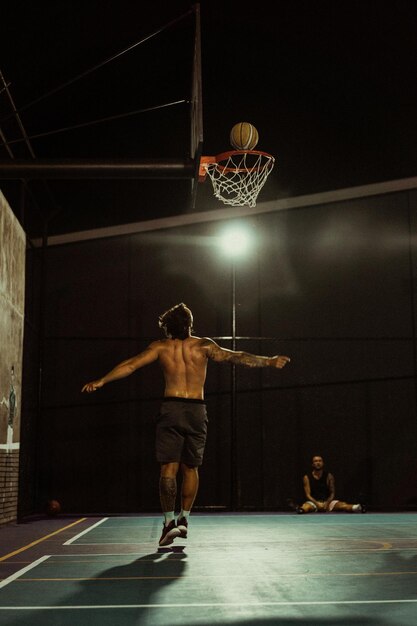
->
xmin=81 ymin=335 xmax=290 ymax=398
xmin=158 ymin=337 xmax=209 ymax=399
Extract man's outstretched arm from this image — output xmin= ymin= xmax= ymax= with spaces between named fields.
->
xmin=325 ymin=473 xmax=336 ymax=509
xmin=201 ymin=338 xmax=290 ymax=368
xmin=81 ymin=343 xmax=160 ymax=393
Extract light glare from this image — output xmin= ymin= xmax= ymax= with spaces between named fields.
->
xmin=219 ymin=226 xmax=252 ymax=257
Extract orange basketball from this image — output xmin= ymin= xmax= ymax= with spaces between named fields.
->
xmin=47 ymin=499 xmax=61 ymax=516
xmin=230 ymin=122 xmax=259 ymax=150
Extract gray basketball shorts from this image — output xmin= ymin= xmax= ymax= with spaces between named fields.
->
xmin=155 ymin=397 xmax=208 ymax=466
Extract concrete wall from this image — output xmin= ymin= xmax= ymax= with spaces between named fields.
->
xmin=0 ymin=189 xmax=25 ymax=524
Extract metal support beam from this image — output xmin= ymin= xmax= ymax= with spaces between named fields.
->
xmin=0 ymin=158 xmax=195 ymax=179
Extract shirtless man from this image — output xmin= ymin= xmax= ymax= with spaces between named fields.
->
xmin=82 ymin=303 xmax=290 ymax=546
xmin=296 ymin=455 xmax=364 ymax=514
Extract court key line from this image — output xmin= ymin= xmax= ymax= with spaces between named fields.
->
xmin=15 ymin=570 xmax=417 ymax=581
xmin=0 ymin=556 xmax=50 ymax=589
xmin=63 ymin=517 xmax=108 ymax=545
xmin=1 ymin=599 xmax=417 ymax=609
xmin=0 ymin=518 xmax=87 ymax=562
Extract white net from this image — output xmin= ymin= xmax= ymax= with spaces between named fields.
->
xmin=203 ymin=151 xmax=275 ymax=207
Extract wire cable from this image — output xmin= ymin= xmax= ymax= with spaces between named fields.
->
xmin=0 ymin=99 xmax=187 ymax=147
xmin=0 ymin=8 xmax=193 ymax=126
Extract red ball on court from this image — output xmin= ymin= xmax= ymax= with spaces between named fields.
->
xmin=46 ymin=499 xmax=61 ymax=516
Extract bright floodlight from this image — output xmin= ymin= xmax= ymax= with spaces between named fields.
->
xmin=219 ymin=225 xmax=252 ymax=257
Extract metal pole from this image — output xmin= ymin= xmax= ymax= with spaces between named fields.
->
xmin=231 ymin=260 xmax=237 ymax=510
xmin=0 ymin=158 xmax=195 ymax=179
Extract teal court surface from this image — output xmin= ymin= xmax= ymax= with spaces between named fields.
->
xmin=1 ymin=513 xmax=417 ymax=625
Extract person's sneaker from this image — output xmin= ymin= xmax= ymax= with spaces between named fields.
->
xmin=287 ymin=498 xmax=304 ymax=514
xmin=360 ymin=502 xmax=367 ymax=514
xmin=176 ymin=516 xmax=188 ymax=538
xmin=159 ymin=520 xmax=181 ymax=546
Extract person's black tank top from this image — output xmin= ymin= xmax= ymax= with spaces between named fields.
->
xmin=309 ymin=470 xmax=329 ymax=500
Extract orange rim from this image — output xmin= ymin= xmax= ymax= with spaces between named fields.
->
xmin=199 ymin=150 xmax=274 ymax=179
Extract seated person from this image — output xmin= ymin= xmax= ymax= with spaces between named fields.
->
xmin=295 ymin=455 xmax=365 ymax=513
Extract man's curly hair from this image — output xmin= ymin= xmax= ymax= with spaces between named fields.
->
xmin=158 ymin=303 xmax=193 ymax=340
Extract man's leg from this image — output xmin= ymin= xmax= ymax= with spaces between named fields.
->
xmin=177 ymin=463 xmax=199 ymax=537
xmin=331 ymin=500 xmax=362 ymax=512
xmin=160 ymin=462 xmax=179 ymax=521
xmin=181 ymin=463 xmax=199 ymax=511
xmin=159 ymin=462 xmax=181 ymax=546
xmin=298 ymin=501 xmax=317 ymax=514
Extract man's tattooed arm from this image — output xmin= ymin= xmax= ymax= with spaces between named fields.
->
xmin=200 ymin=338 xmax=290 ymax=369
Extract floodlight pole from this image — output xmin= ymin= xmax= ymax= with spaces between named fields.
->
xmin=231 ymin=259 xmax=238 ymax=510
xmin=232 ymin=260 xmax=237 ymax=352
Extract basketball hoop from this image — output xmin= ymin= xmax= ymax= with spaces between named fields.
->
xmin=199 ymin=150 xmax=275 ymax=208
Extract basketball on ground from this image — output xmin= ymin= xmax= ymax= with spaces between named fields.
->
xmin=230 ymin=122 xmax=259 ymax=150
xmin=46 ymin=499 xmax=61 ymax=516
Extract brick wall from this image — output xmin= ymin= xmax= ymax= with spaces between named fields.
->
xmin=0 ymin=450 xmax=20 ymax=523
xmin=0 ymin=189 xmax=25 ymax=525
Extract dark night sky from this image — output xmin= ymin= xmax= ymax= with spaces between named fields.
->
xmin=1 ymin=1 xmax=417 ymax=237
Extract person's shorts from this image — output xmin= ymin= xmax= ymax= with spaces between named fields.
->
xmin=155 ymin=397 xmax=208 ymax=466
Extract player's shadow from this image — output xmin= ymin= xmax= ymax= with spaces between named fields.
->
xmin=72 ymin=548 xmax=188 ymax=623
xmin=5 ymin=547 xmax=389 ymax=626
xmin=5 ymin=549 xmax=187 ymax=626
xmin=377 ymin=548 xmax=417 ymax=600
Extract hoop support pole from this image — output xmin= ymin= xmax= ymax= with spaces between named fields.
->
xmin=0 ymin=158 xmax=195 ymax=179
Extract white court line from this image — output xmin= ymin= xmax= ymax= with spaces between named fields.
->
xmin=48 ymin=553 xmax=158 ymax=557
xmin=0 ymin=556 xmax=51 ymax=590
xmin=45 ymin=548 xmax=417 ymax=558
xmin=94 ymin=514 xmax=417 ymax=520
xmin=68 ymin=539 xmax=158 ymax=547
xmin=63 ymin=518 xmax=108 ymax=545
xmin=1 ymin=599 xmax=417 ymax=609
